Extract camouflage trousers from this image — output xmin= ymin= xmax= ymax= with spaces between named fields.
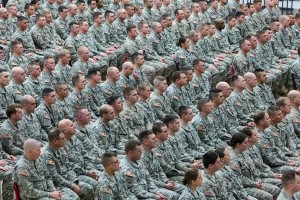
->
xmin=246 ymin=182 xmax=280 ymax=200
xmin=1 ymin=166 xmax=13 ymax=200
xmin=157 ymin=188 xmax=180 ymax=200
xmin=76 ymin=175 xmax=98 ymax=200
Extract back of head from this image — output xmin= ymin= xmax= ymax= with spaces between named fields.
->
xmin=282 ymin=170 xmax=299 ymax=189
xmin=125 ymin=140 xmax=141 ymax=154
xmin=42 ymin=87 xmax=54 ymax=98
xmin=202 ymin=151 xmax=219 ymax=169
xmin=101 ymin=152 xmax=117 ymax=167
xmin=139 ymin=130 xmax=153 ymax=142
xmin=48 ymin=128 xmax=61 ymax=142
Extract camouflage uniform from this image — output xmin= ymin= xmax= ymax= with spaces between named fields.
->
xmin=253 ymin=83 xmax=275 ymax=108
xmin=39 ymin=70 xmax=60 ymax=89
xmin=8 ymin=54 xmax=29 ymax=75
xmin=53 ymin=63 xmax=73 ymax=90
xmin=0 ymin=87 xmax=14 ymax=123
xmin=54 ymin=17 xmax=69 ymax=40
xmin=190 ymin=72 xmax=212 ymax=100
xmin=66 ymin=91 xmax=97 ymax=117
xmin=111 ymin=19 xmax=127 ymax=45
xmin=101 ymin=80 xmax=124 ymax=101
xmin=136 ymin=99 xmax=157 ymax=130
xmin=6 ymin=81 xmax=39 ymax=104
xmin=83 ymin=84 xmax=107 ymax=116
xmin=72 ymin=59 xmax=104 ymax=77
xmin=14 ymin=155 xmax=79 ymax=200
xmin=42 ymin=144 xmax=95 ymax=200
xmin=179 ymin=187 xmax=207 ymax=200
xmin=166 ymin=83 xmax=191 ymax=112
xmin=229 ymin=90 xmax=253 ymax=123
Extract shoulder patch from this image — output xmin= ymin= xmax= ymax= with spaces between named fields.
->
xmin=18 ymin=169 xmax=28 ymax=176
xmin=47 ymin=160 xmax=55 ymax=165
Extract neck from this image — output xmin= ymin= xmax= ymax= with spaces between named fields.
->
xmin=180 ymin=119 xmax=188 ymax=126
xmin=205 ymin=169 xmax=215 ymax=175
xmin=43 ymin=101 xmax=52 ymax=108
xmin=246 ymin=85 xmax=253 ymax=91
xmin=282 ymin=188 xmax=294 ymax=198
xmin=156 ymin=137 xmax=164 ymax=144
xmin=88 ymin=80 xmax=97 ymax=87
xmin=56 ymin=95 xmax=64 ymax=101
xmin=70 ymin=32 xmax=77 ymax=37
xmin=102 ymin=117 xmax=109 ymax=125
xmin=64 ymin=133 xmax=72 ymax=141
xmin=142 ymin=145 xmax=152 ymax=153
xmin=126 ymin=100 xmax=135 ymax=106
xmin=30 ymin=74 xmax=38 ymax=80
xmin=234 ymin=87 xmax=243 ymax=93
xmin=291 ymin=104 xmax=298 ymax=109
xmin=9 ymin=118 xmax=18 ymax=126
xmin=114 ymin=110 xmax=120 ymax=116
xmin=195 ymin=71 xmax=203 ymax=76
xmin=212 ymin=102 xmax=219 ymax=108
xmin=167 ymin=129 xmax=175 ymax=136
xmin=139 ymin=96 xmax=147 ymax=102
xmin=105 ymin=169 xmax=115 ymax=176
xmin=270 ymin=121 xmax=277 ymax=127
xmin=49 ymin=143 xmax=60 ymax=151
xmin=155 ymin=89 xmax=163 ymax=95
xmin=75 ymin=121 xmax=86 ymax=128
xmin=234 ymin=147 xmax=243 ymax=154
xmin=73 ymin=87 xmax=82 ymax=94
xmin=188 ymin=184 xmax=197 ymax=192
xmin=200 ymin=111 xmax=208 ymax=118
xmin=256 ymin=125 xmax=265 ymax=132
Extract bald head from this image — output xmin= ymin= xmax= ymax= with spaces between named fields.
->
xmin=288 ymin=90 xmax=300 ymax=100
xmin=122 ymin=61 xmax=134 ymax=69
xmin=0 ymin=8 xmax=7 ymax=14
xmin=78 ymin=46 xmax=88 ymax=54
xmin=58 ymin=119 xmax=73 ymax=130
xmin=11 ymin=67 xmax=24 ymax=76
xmin=152 ymin=22 xmax=160 ymax=30
xmin=24 ymin=139 xmax=40 ymax=152
xmin=279 ymin=15 xmax=288 ymax=23
xmin=216 ymin=81 xmax=229 ymax=90
xmin=20 ymin=95 xmax=34 ymax=106
xmin=216 ymin=81 xmax=231 ymax=98
xmin=244 ymin=72 xmax=256 ymax=80
xmin=99 ymin=104 xmax=113 ymax=117
xmin=107 ymin=66 xmax=119 ymax=76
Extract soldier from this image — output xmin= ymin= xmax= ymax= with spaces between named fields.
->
xmin=0 ymin=8 xmax=14 ymax=62
xmin=277 ymin=170 xmax=300 ymax=199
xmin=252 ymin=0 xmax=267 ymax=31
xmin=132 ymin=53 xmax=154 ymax=88
xmin=188 ymin=2 xmax=201 ymax=31
xmin=149 ymin=76 xmax=177 ymax=120
xmin=22 ymin=63 xmax=42 ymax=103
xmin=122 ymin=23 xmax=142 ymax=62
xmin=39 ymin=56 xmax=59 ymax=89
xmin=64 ymin=22 xmax=81 ymax=62
xmin=179 ymin=169 xmax=206 ymax=200
xmin=107 ymin=95 xmax=137 ymax=148
xmin=75 ymin=0 xmax=88 ymax=22
xmin=101 ymin=67 xmax=124 ymax=101
xmin=44 ymin=10 xmax=64 ymax=47
xmin=141 ymin=0 xmax=153 ymax=26
xmin=175 ymin=37 xmax=196 ymax=70
xmin=254 ymin=111 xmax=298 ymax=173
xmin=124 ymin=3 xmax=135 ymax=25
xmin=222 ymin=15 xmax=243 ymax=51
xmin=8 ymin=40 xmax=29 ymax=74
xmin=6 ymin=67 xmax=39 ymax=104
xmin=66 ymin=73 xmax=97 ymax=119
xmin=166 ymin=71 xmax=189 ymax=113
xmin=261 ymin=0 xmax=276 ymax=25
xmin=139 ymin=130 xmax=184 ymax=196
xmin=99 ymin=152 xmax=138 ymax=199
xmin=191 ymin=99 xmax=227 ymax=148
xmin=86 ymin=0 xmax=98 ymax=25
xmin=84 ymin=67 xmax=107 ymax=116
xmin=42 ymin=128 xmax=96 ymax=199
xmin=120 ymin=87 xmax=147 ymax=136
xmin=102 ymin=11 xmax=118 ymax=47
xmin=65 ymin=4 xmax=78 ymax=28
xmin=20 ymin=95 xmax=48 ymax=145
xmin=201 ymin=151 xmax=236 ymax=200
xmin=229 ymin=133 xmax=281 ymax=200
xmin=291 ymin=13 xmax=300 ymax=48
xmin=243 ymin=72 xmax=266 ymax=112
xmin=232 ymin=39 xmax=253 ymax=76
xmin=136 ymin=83 xmax=157 ymax=129
xmin=229 ymin=75 xmax=254 ymax=124
xmin=277 ymin=15 xmax=296 ymax=52
xmin=287 ymin=90 xmax=300 ymax=138
xmin=0 ymin=104 xmax=25 ymax=156
xmin=54 ymin=6 xmax=69 ymax=40
xmin=253 ymin=69 xmax=276 ymax=108
xmin=54 ymin=82 xmax=73 ymax=120
xmin=73 ymin=106 xmax=104 ymax=170
xmin=91 ymin=104 xmax=124 ymax=154
xmin=42 ymin=0 xmax=58 ymax=19
xmin=111 ymin=9 xmax=127 ymax=45
xmin=0 ymin=69 xmax=13 ymax=123
xmin=53 ymin=49 xmax=73 ymax=90
xmin=190 ymin=59 xmax=212 ymax=100
xmin=198 ymin=0 xmax=211 ymax=24
xmin=14 ymin=139 xmax=80 ymax=200
xmin=118 ymin=62 xmax=138 ymax=89
xmin=172 ymin=9 xmax=189 ymax=39
xmin=206 ymin=0 xmax=221 ymax=22
xmin=35 ymin=88 xmax=64 ymax=133
xmin=58 ymin=119 xmax=101 ymax=193
xmin=178 ymin=106 xmax=207 ymax=159
xmin=235 ymin=11 xmax=248 ymax=38
xmin=0 ymin=47 xmax=10 ymax=71
xmin=151 ymin=0 xmax=163 ymax=22
xmin=121 ymin=140 xmax=177 ymax=199
xmin=30 ymin=14 xmax=61 ymax=58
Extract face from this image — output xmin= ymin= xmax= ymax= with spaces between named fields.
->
xmin=158 ymin=80 xmax=168 ymax=92
xmin=257 ymin=71 xmax=267 ymax=83
xmin=80 ymin=48 xmax=90 ymax=61
xmin=112 ymin=69 xmax=120 ymax=81
xmin=45 ymin=13 xmax=53 ymax=23
xmin=283 ymin=17 xmax=291 ymax=27
xmin=58 ymin=84 xmax=68 ymax=98
xmin=38 ymin=16 xmax=46 ymax=27
xmin=262 ymin=113 xmax=271 ymax=128
xmin=254 ymin=2 xmax=262 ymax=10
xmin=97 ymin=0 xmax=103 ymax=7
xmin=13 ymin=44 xmax=24 ymax=55
xmin=185 ymin=70 xmax=193 ymax=82
xmin=71 ymin=24 xmax=80 ymax=34
xmin=209 ymin=25 xmax=216 ymax=35
xmin=26 ymin=5 xmax=35 ymax=15
xmin=15 ymin=70 xmax=26 ymax=83
xmin=76 ymin=76 xmax=86 ymax=90
xmin=290 ymin=15 xmax=295 ymax=25
xmin=89 ymin=0 xmax=97 ymax=9
xmin=118 ymin=10 xmax=127 ymax=20
xmin=26 ymin=97 xmax=37 ymax=113
xmin=61 ymin=53 xmax=71 ymax=65
xmin=0 ymin=72 xmax=10 ymax=86
xmin=19 ymin=20 xmax=28 ymax=30
xmin=236 ymin=15 xmax=245 ymax=23
xmin=60 ymin=9 xmax=68 ymax=18
xmin=91 ymin=71 xmax=102 ymax=83
xmin=45 ymin=91 xmax=56 ymax=104
xmin=181 ymin=39 xmax=190 ymax=50
xmin=211 ymin=157 xmax=221 ymax=171
xmin=146 ymin=133 xmax=157 ymax=148
xmin=183 ymin=108 xmax=194 ymax=122
xmin=109 ymin=156 xmax=120 ymax=171
xmin=221 ymin=147 xmax=231 ymax=164
xmin=176 ymin=10 xmax=185 ymax=20
xmin=129 ymin=28 xmax=138 ymax=38
xmin=31 ymin=144 xmax=41 ymax=160
xmin=104 ymin=106 xmax=115 ymax=121
xmin=154 ymin=23 xmax=163 ymax=33
xmin=195 ymin=61 xmax=205 ymax=73
xmin=271 ymin=110 xmax=283 ymax=124
xmin=281 ymin=100 xmax=291 ymax=114
xmin=79 ymin=108 xmax=91 ymax=124
xmin=95 ymin=15 xmax=103 ymax=24
xmin=249 ymin=5 xmax=256 ymax=14
xmin=220 ymin=84 xmax=231 ymax=98
xmin=242 ymin=40 xmax=251 ymax=52
xmin=127 ymin=89 xmax=138 ymax=104
xmin=13 ymin=107 xmax=23 ymax=121
xmin=214 ymin=92 xmax=225 ymax=105
xmin=146 ymin=0 xmax=153 ymax=8
xmin=126 ymin=6 xmax=135 ymax=17
xmin=203 ymin=101 xmax=213 ymax=114
xmin=56 ymin=132 xmax=65 ymax=147
xmin=157 ymin=125 xmax=168 ymax=141
xmin=236 ymin=76 xmax=246 ymax=89
xmin=291 ymin=175 xmax=300 ymax=193
xmin=183 ymin=9 xmax=191 ymax=19
xmin=177 ymin=73 xmax=187 ymax=86
xmin=170 ymin=118 xmax=181 ymax=132
xmin=271 ymin=21 xmax=280 ymax=32
xmin=80 ymin=21 xmax=90 ymax=32
xmin=211 ymin=0 xmax=218 ymax=9
xmin=166 ymin=16 xmax=172 ymax=26
xmin=65 ymin=120 xmax=76 ymax=135
xmin=140 ymin=86 xmax=151 ymax=99
xmin=107 ymin=13 xmax=115 ymax=23
xmin=78 ymin=3 xmax=86 ymax=12
xmin=238 ymin=137 xmax=249 ymax=152
xmin=248 ymin=129 xmax=259 ymax=143
xmin=193 ymin=3 xmax=200 ymax=12
xmin=9 ymin=6 xmax=17 ymax=16
xmin=200 ymin=2 xmax=208 ymax=11
xmin=45 ymin=58 xmax=56 ymax=71
xmin=228 ymin=18 xmax=236 ymax=27
xmin=0 ymin=9 xmax=8 ymax=19
xmin=246 ymin=75 xmax=257 ymax=88
xmin=135 ymin=55 xmax=145 ymax=65
xmin=112 ymin=98 xmax=123 ymax=112
xmin=132 ymin=145 xmax=142 ymax=160
xmin=69 ymin=6 xmax=78 ymax=15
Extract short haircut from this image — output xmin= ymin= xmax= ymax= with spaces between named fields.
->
xmin=6 ymin=104 xmax=22 ymax=118
xmin=276 ymin=97 xmax=289 ymax=107
xmin=226 ymin=15 xmax=235 ymax=22
xmin=48 ymin=128 xmax=61 ymax=142
xmin=240 ymin=126 xmax=255 ymax=137
xmin=87 ymin=67 xmax=101 ymax=78
xmin=209 ymin=88 xmax=222 ymax=100
xmin=101 ymin=152 xmax=118 ymax=166
xmin=0 ymin=68 xmax=8 ymax=74
xmin=106 ymin=95 xmax=120 ymax=105
xmin=152 ymin=122 xmax=166 ymax=134
xmin=58 ymin=49 xmax=70 ymax=58
xmin=93 ymin=11 xmax=102 ymax=20
xmin=125 ymin=140 xmax=141 ymax=154
xmin=139 ymin=130 xmax=153 ymax=142
xmin=202 ymin=151 xmax=219 ymax=169
xmin=215 ymin=147 xmax=226 ymax=159
xmin=235 ymin=11 xmax=244 ymax=18
xmin=178 ymin=105 xmax=191 ymax=117
xmin=176 ymin=37 xmax=187 ymax=47
xmin=126 ymin=24 xmax=136 ymax=33
xmin=72 ymin=73 xmax=83 ymax=87
xmin=228 ymin=132 xmax=247 ymax=148
xmin=17 ymin=15 xmax=28 ymax=22
xmin=123 ymin=87 xmax=136 ymax=98
xmin=282 ymin=170 xmax=300 ymax=188
xmin=76 ymin=0 xmax=85 ymax=5
xmin=69 ymin=22 xmax=79 ymax=30
xmin=172 ymin=71 xmax=184 ymax=83
xmin=54 ymin=82 xmax=67 ymax=92
xmin=137 ymin=83 xmax=149 ymax=94
xmin=254 ymin=68 xmax=265 ymax=77
xmin=267 ymin=105 xmax=280 ymax=117
xmin=105 ymin=10 xmax=114 ymax=18
xmin=253 ymin=111 xmax=266 ymax=125
xmin=42 ymin=88 xmax=55 ymax=98
xmin=132 ymin=52 xmax=143 ymax=63
xmin=73 ymin=106 xmax=87 ymax=119
xmin=197 ymin=98 xmax=210 ymax=111
xmin=193 ymin=59 xmax=204 ymax=68
xmin=58 ymin=5 xmax=67 ymax=13
xmin=153 ymin=76 xmax=166 ymax=88
xmin=183 ymin=168 xmax=199 ymax=185
xmin=162 ymin=114 xmax=179 ymax=127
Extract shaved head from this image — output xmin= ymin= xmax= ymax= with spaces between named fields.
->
xmin=288 ymin=90 xmax=300 ymax=100
xmin=244 ymin=72 xmax=256 ymax=80
xmin=24 ymin=139 xmax=40 ymax=152
xmin=58 ymin=119 xmax=73 ymax=130
xmin=216 ymin=81 xmax=230 ymax=90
